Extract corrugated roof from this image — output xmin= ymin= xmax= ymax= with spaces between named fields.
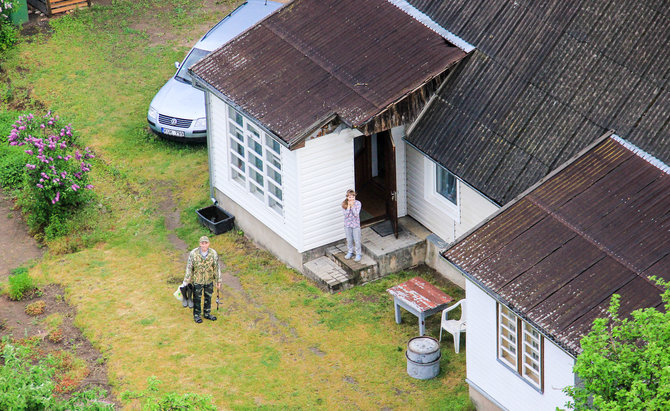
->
xmin=443 ymin=135 xmax=670 ymax=356
xmin=191 ymin=0 xmax=467 ymax=147
xmin=407 ymin=0 xmax=669 ymax=205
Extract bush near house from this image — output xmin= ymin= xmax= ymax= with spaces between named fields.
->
xmin=565 ymin=278 xmax=670 ymax=410
xmin=3 ymin=112 xmax=96 ymax=239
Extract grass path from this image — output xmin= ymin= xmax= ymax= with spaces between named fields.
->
xmin=1 ymin=1 xmax=471 ymax=409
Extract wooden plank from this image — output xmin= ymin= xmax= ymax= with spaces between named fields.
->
xmin=50 ymin=1 xmax=89 ymax=15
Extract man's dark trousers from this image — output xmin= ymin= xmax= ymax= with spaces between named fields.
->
xmin=192 ymin=282 xmax=213 ymax=318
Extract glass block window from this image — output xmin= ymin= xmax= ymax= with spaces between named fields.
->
xmin=499 ymin=305 xmax=518 ymax=369
xmin=522 ymin=322 xmax=542 ymax=389
xmin=228 ymin=107 xmax=283 ymax=214
xmin=498 ymin=304 xmax=543 ymax=391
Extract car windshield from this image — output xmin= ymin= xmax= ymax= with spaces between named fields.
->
xmin=175 ymin=48 xmax=210 ymax=84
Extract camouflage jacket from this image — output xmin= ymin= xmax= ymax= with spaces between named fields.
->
xmin=184 ymin=248 xmax=222 ymax=285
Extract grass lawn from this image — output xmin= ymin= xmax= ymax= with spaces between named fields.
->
xmin=0 ymin=0 xmax=472 ymax=409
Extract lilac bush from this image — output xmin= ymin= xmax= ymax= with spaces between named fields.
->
xmin=7 ymin=112 xmax=95 ymax=234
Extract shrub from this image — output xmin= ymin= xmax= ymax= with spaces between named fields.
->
xmin=0 ymin=145 xmax=29 ymax=189
xmin=8 ymin=269 xmax=34 ymax=301
xmin=121 ymin=376 xmax=217 ymax=410
xmin=0 ymin=339 xmax=112 ymax=410
xmin=6 ymin=112 xmax=95 ymax=236
xmin=0 ymin=1 xmax=18 ymax=55
xmin=25 ymin=300 xmax=46 ymax=316
xmin=47 ymin=328 xmax=64 ymax=343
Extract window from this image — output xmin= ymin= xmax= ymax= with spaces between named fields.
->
xmin=423 ymin=158 xmax=459 ymax=221
xmin=436 ymin=165 xmax=457 ymax=204
xmin=228 ymin=107 xmax=284 ymax=214
xmin=498 ymin=304 xmax=543 ymax=391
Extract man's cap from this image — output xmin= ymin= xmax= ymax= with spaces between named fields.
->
xmin=199 ymin=236 xmax=210 ymax=243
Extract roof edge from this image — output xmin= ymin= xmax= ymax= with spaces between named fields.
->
xmin=386 ymin=0 xmax=475 ymax=53
xmin=611 ymin=135 xmax=670 ymax=174
xmin=444 ymin=257 xmax=579 ymax=358
xmin=441 ymin=130 xmax=616 ymax=257
xmin=190 ymin=71 xmax=290 ymax=148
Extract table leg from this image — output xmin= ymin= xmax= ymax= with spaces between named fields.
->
xmin=394 ymin=299 xmax=402 ymax=324
xmin=419 ymin=313 xmax=425 ymax=336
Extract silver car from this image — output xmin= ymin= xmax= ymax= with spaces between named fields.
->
xmin=147 ymin=0 xmax=281 ymax=142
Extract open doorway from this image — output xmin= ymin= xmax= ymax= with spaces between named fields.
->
xmin=354 ymin=130 xmax=398 ymax=234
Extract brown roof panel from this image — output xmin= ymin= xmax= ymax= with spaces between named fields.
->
xmin=444 ymin=136 xmax=670 ymax=356
xmin=191 ymin=0 xmax=467 ymax=145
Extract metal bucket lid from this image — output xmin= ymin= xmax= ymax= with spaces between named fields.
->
xmin=408 ymin=336 xmax=439 ymax=354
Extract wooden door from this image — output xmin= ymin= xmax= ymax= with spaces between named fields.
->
xmin=383 ymin=131 xmax=398 ymax=237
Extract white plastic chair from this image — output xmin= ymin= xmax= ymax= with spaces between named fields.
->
xmin=439 ymin=299 xmax=466 ymax=353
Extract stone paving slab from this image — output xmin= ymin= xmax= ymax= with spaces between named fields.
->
xmin=303 ymin=256 xmax=352 ymax=293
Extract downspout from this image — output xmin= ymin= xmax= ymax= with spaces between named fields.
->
xmin=201 ymin=87 xmax=217 ymax=206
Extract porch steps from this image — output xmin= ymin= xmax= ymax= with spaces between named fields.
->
xmin=303 ymin=256 xmax=353 ymax=293
xmin=326 ymin=242 xmax=380 ymax=284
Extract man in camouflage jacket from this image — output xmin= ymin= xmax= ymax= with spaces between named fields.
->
xmin=183 ymin=236 xmax=223 ymax=323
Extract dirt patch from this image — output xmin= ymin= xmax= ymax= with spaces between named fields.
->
xmin=0 ymin=284 xmax=119 ymax=407
xmin=0 ymin=190 xmax=117 ymax=405
xmin=0 ymin=189 xmax=43 ymax=282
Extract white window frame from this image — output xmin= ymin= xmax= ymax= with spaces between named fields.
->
xmin=227 ymin=106 xmax=284 ymax=215
xmin=497 ymin=303 xmax=544 ymax=391
xmin=423 ymin=157 xmax=460 ymax=221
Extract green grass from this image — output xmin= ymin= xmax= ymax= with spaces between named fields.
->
xmin=0 ymin=1 xmax=473 ymax=409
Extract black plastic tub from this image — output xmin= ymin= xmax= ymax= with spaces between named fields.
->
xmin=196 ymin=205 xmax=235 ymax=235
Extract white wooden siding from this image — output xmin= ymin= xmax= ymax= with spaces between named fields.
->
xmin=406 ymin=145 xmax=456 ymax=241
xmin=298 ymin=129 xmax=356 ymax=250
xmin=406 ymin=145 xmax=498 ymax=243
xmin=456 ymin=181 xmax=499 ymax=239
xmin=465 ymin=279 xmax=575 ymax=410
xmin=208 ymin=93 xmax=228 ymax=188
xmin=208 ymin=95 xmax=302 ymax=250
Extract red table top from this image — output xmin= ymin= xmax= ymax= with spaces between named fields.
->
xmin=387 ymin=277 xmax=453 ymax=313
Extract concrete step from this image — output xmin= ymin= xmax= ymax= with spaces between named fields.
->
xmin=361 ymin=225 xmax=426 ymax=276
xmin=303 ymin=256 xmax=353 ymax=294
xmin=326 ymin=243 xmax=380 ymax=284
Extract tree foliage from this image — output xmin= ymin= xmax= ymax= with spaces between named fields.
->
xmin=564 ymin=278 xmax=670 ymax=410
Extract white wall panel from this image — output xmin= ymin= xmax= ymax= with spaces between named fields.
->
xmin=406 ymin=146 xmax=456 ymax=241
xmin=406 ymin=145 xmax=498 ymax=243
xmin=465 ymin=279 xmax=575 ymax=411
xmin=298 ymin=129 xmax=356 ymax=251
xmin=209 ymin=96 xmax=302 ymax=250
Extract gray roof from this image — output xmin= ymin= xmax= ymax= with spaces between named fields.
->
xmin=407 ymin=0 xmax=670 ymax=205
xmin=443 ymin=135 xmax=670 ymax=356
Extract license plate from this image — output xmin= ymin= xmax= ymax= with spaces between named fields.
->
xmin=162 ymin=128 xmax=185 ymax=137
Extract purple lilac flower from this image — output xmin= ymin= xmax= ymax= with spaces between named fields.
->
xmin=36 ymin=184 xmax=43 ymax=189
xmin=71 ymin=184 xmax=79 ymax=191
xmin=85 ymin=185 xmax=94 ymax=190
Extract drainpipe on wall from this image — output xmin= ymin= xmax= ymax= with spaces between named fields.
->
xmin=203 ymin=90 xmax=217 ymax=207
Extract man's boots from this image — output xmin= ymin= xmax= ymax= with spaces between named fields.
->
xmin=180 ymin=284 xmax=194 ymax=308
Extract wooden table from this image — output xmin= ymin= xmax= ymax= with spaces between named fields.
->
xmin=387 ymin=277 xmax=453 ymax=336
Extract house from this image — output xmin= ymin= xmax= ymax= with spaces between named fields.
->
xmin=189 ymin=0 xmax=477 ymax=274
xmin=403 ymin=0 xmax=669 ymax=264
xmin=441 ymin=133 xmax=670 ymax=410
